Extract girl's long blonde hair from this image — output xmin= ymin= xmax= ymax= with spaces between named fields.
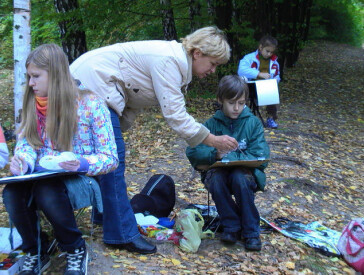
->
xmin=19 ymin=44 xmax=79 ymax=151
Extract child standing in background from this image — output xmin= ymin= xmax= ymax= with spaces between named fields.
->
xmin=186 ymin=75 xmax=270 ymax=251
xmin=237 ymin=35 xmax=280 ymax=128
xmin=0 ymin=124 xmax=9 ymax=168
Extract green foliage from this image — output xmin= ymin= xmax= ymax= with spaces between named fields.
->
xmin=31 ymin=0 xmax=60 ymax=47
xmin=0 ymin=0 xmax=60 ymax=68
xmin=0 ymin=13 xmax=13 ymax=68
xmin=310 ymin=0 xmax=364 ymax=46
xmin=230 ymin=21 xmax=256 ymax=58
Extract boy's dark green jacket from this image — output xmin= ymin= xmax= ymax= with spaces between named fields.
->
xmin=186 ymin=107 xmax=270 ymax=191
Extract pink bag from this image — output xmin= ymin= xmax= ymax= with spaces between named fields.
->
xmin=337 ymin=218 xmax=364 ymax=273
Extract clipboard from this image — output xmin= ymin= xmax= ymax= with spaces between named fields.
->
xmin=209 ymin=159 xmax=269 ymax=169
xmin=0 ymin=171 xmax=84 ymax=185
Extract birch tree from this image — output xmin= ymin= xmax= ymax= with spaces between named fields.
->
xmin=13 ymin=0 xmax=31 ymax=130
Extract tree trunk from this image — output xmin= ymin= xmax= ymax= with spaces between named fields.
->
xmin=160 ymin=0 xmax=178 ymax=40
xmin=206 ymin=0 xmax=215 ymax=18
xmin=13 ymin=0 xmax=31 ymax=130
xmin=189 ymin=0 xmax=201 ymax=31
xmin=215 ymin=0 xmax=233 ymax=57
xmin=303 ymin=0 xmax=313 ymax=41
xmin=54 ymin=0 xmax=87 ymax=63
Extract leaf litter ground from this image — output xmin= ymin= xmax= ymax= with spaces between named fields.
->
xmin=0 ymin=41 xmax=363 ymax=274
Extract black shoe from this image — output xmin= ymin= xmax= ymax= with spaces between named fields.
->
xmin=64 ymin=245 xmax=88 ymax=275
xmin=19 ymin=253 xmax=51 ymax=275
xmin=220 ymin=231 xmax=240 ymax=244
xmin=243 ymin=237 xmax=262 ymax=251
xmin=108 ymin=236 xmax=157 ymax=254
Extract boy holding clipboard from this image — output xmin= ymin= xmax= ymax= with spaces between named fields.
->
xmin=186 ymin=75 xmax=270 ymax=251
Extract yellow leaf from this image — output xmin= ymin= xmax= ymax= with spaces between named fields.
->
xmin=285 ymin=261 xmax=295 ymax=269
xmin=269 ymin=131 xmax=275 ymax=135
xmin=155 ymin=114 xmax=163 ymax=119
xmin=112 ymin=265 xmax=121 ymax=268
xmin=139 ymin=256 xmax=147 ymax=261
xmin=349 ymin=186 xmax=356 ymax=190
xmin=172 ymin=258 xmax=181 ymax=265
xmin=160 ymin=271 xmax=169 ymax=274
xmin=305 ymin=195 xmax=313 ymax=203
xmin=151 ymin=169 xmax=157 ymax=173
xmin=271 ymin=239 xmax=277 ymax=245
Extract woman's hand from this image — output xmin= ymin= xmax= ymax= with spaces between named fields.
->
xmin=203 ymin=134 xmax=238 ymax=152
xmin=59 ymin=159 xmax=80 ymax=171
xmin=10 ymin=155 xmax=28 ymax=176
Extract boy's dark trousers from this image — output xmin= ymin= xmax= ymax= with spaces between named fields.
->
xmin=204 ymin=167 xmax=260 ymax=238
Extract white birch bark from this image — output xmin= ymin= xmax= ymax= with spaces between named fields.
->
xmin=13 ymin=0 xmax=31 ymax=130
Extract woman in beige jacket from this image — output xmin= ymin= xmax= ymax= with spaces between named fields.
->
xmin=70 ymin=26 xmax=238 ymax=254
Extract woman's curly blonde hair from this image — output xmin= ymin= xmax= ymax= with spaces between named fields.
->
xmin=181 ymin=26 xmax=231 ymax=64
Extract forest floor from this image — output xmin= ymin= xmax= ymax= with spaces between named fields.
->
xmin=0 ymin=40 xmax=363 ymax=275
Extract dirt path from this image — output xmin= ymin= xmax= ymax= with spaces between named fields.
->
xmin=0 ymin=40 xmax=363 ymax=274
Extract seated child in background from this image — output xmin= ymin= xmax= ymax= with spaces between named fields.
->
xmin=0 ymin=124 xmax=9 ymax=169
xmin=186 ymin=75 xmax=270 ymax=251
xmin=237 ymin=35 xmax=280 ymax=128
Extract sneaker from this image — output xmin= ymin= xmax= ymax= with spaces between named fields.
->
xmin=64 ymin=245 xmax=88 ymax=275
xmin=220 ymin=231 xmax=240 ymax=244
xmin=19 ymin=253 xmax=50 ymax=275
xmin=266 ymin=118 xmax=278 ymax=128
xmin=243 ymin=237 xmax=262 ymax=251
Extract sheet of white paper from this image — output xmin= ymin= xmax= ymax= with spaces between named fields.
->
xmin=255 ymin=79 xmax=280 ymax=106
xmin=134 ymin=213 xmax=159 ymax=226
xmin=0 ymin=227 xmax=22 ymax=253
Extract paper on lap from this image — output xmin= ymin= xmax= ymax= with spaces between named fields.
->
xmin=39 ymin=151 xmax=77 ymax=171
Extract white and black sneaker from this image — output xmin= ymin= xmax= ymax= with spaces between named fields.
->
xmin=19 ymin=253 xmax=50 ymax=275
xmin=64 ymin=245 xmax=88 ymax=275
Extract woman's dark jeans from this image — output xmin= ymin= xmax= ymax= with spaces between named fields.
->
xmin=3 ymin=178 xmax=84 ymax=254
xmin=204 ymin=167 xmax=260 ymax=238
xmin=92 ymin=108 xmax=140 ymax=244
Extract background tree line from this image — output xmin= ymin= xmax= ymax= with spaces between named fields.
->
xmin=1 ymin=0 xmax=363 ymax=80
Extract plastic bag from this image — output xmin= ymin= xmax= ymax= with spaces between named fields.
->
xmin=261 ymin=217 xmax=342 ymax=256
xmin=337 ymin=218 xmax=364 ymax=273
xmin=175 ymin=209 xmax=204 ymax=253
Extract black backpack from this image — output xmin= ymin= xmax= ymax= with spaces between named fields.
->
xmin=130 ymin=174 xmax=175 ymax=218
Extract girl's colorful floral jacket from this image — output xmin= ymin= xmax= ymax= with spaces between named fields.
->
xmin=15 ymin=94 xmax=118 ymax=176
